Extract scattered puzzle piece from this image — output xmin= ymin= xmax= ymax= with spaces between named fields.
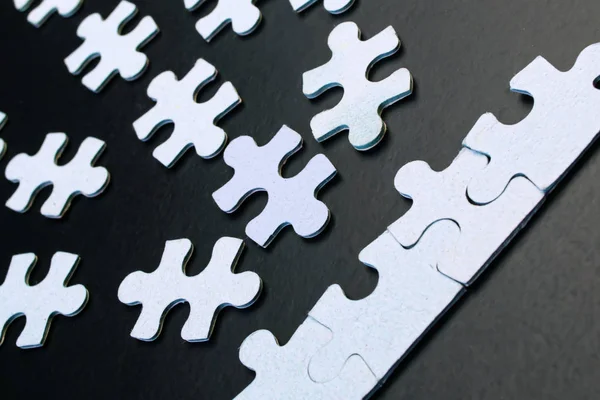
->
xmin=64 ymin=0 xmax=159 ymax=92
xmin=464 ymin=42 xmax=600 ymax=204
xmin=133 ymin=58 xmax=241 ymax=167
xmin=289 ymin=0 xmax=354 ymax=14
xmin=192 ymin=0 xmax=261 ymax=42
xmin=0 ymin=112 xmax=6 ymax=158
xmin=14 ymin=0 xmax=82 ymax=27
xmin=118 ymin=237 xmax=261 ymax=342
xmin=4 ymin=133 xmax=109 ymax=218
xmin=213 ymin=125 xmax=337 ymax=247
xmin=235 ymin=318 xmax=377 ymax=400
xmin=0 ymin=252 xmax=88 ymax=349
xmin=303 ymin=22 xmax=412 ymax=150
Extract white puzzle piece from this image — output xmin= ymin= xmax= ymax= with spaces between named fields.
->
xmin=14 ymin=0 xmax=82 ymax=27
xmin=289 ymin=0 xmax=354 ymax=14
xmin=463 ymin=42 xmax=600 ymax=204
xmin=192 ymin=0 xmax=261 ymax=42
xmin=4 ymin=133 xmax=110 ymax=218
xmin=388 ymin=148 xmax=544 ymax=285
xmin=118 ymin=237 xmax=261 ymax=342
xmin=235 ymin=318 xmax=377 ymax=400
xmin=303 ymin=22 xmax=412 ymax=150
xmin=133 ymin=58 xmax=241 ymax=167
xmin=0 ymin=252 xmax=88 ymax=349
xmin=212 ymin=125 xmax=337 ymax=247
xmin=0 ymin=112 xmax=6 ymax=158
xmin=64 ymin=0 xmax=159 ymax=92
xmin=308 ymin=225 xmax=463 ymax=382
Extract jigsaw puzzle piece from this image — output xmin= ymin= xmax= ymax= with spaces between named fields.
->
xmin=195 ymin=0 xmax=261 ymax=42
xmin=464 ymin=42 xmax=600 ymax=204
xmin=14 ymin=0 xmax=82 ymax=27
xmin=289 ymin=0 xmax=354 ymax=14
xmin=0 ymin=112 xmax=6 ymax=158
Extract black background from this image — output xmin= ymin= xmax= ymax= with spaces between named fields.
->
xmin=1 ymin=0 xmax=600 ymax=399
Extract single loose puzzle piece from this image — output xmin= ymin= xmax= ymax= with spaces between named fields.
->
xmin=213 ymin=125 xmax=337 ymax=247
xmin=235 ymin=318 xmax=377 ymax=400
xmin=133 ymin=58 xmax=241 ymax=167
xmin=64 ymin=0 xmax=159 ymax=93
xmin=14 ymin=0 xmax=82 ymax=27
xmin=118 ymin=237 xmax=261 ymax=342
xmin=5 ymin=133 xmax=109 ymax=218
xmin=303 ymin=22 xmax=412 ymax=150
xmin=388 ymin=148 xmax=544 ymax=285
xmin=308 ymin=225 xmax=463 ymax=382
xmin=191 ymin=0 xmax=262 ymax=42
xmin=0 ymin=252 xmax=88 ymax=349
xmin=0 ymin=112 xmax=6 ymax=158
xmin=289 ymin=0 xmax=354 ymax=14
xmin=464 ymin=42 xmax=600 ymax=204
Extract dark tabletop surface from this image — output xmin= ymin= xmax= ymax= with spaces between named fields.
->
xmin=1 ymin=0 xmax=600 ymax=399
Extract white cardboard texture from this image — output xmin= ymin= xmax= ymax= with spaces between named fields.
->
xmin=0 ymin=252 xmax=88 ymax=349
xmin=212 ymin=125 xmax=337 ymax=247
xmin=194 ymin=0 xmax=261 ymax=42
xmin=14 ymin=0 xmax=82 ymax=27
xmin=134 ymin=58 xmax=241 ymax=167
xmin=303 ymin=22 xmax=412 ymax=150
xmin=64 ymin=0 xmax=159 ymax=92
xmin=4 ymin=133 xmax=110 ymax=218
xmin=118 ymin=237 xmax=261 ymax=342
xmin=289 ymin=0 xmax=354 ymax=14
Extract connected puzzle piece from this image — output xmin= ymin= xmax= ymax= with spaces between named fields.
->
xmin=212 ymin=125 xmax=337 ymax=247
xmin=303 ymin=22 xmax=412 ymax=150
xmin=191 ymin=0 xmax=262 ymax=42
xmin=289 ymin=0 xmax=354 ymax=14
xmin=0 ymin=252 xmax=88 ymax=348
xmin=0 ymin=112 xmax=6 ymax=158
xmin=308 ymin=224 xmax=463 ymax=382
xmin=235 ymin=318 xmax=377 ymax=400
xmin=14 ymin=0 xmax=82 ymax=27
xmin=4 ymin=133 xmax=109 ymax=218
xmin=118 ymin=237 xmax=261 ymax=342
xmin=64 ymin=0 xmax=159 ymax=92
xmin=388 ymin=148 xmax=544 ymax=285
xmin=133 ymin=58 xmax=241 ymax=167
xmin=463 ymin=42 xmax=600 ymax=204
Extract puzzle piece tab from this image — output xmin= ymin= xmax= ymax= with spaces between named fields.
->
xmin=289 ymin=0 xmax=354 ymax=14
xmin=0 ymin=252 xmax=88 ymax=348
xmin=4 ymin=133 xmax=109 ymax=218
xmin=464 ymin=42 xmax=600 ymax=204
xmin=192 ymin=0 xmax=261 ymax=42
xmin=118 ymin=237 xmax=261 ymax=342
xmin=213 ymin=125 xmax=337 ymax=247
xmin=303 ymin=22 xmax=412 ymax=150
xmin=133 ymin=58 xmax=241 ymax=167
xmin=14 ymin=0 xmax=82 ymax=27
xmin=64 ymin=1 xmax=159 ymax=92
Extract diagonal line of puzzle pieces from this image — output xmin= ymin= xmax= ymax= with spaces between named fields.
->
xmin=289 ymin=0 xmax=354 ymax=14
xmin=14 ymin=0 xmax=82 ymax=27
xmin=186 ymin=0 xmax=262 ymax=42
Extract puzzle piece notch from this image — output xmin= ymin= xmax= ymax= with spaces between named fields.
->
xmin=4 ymin=133 xmax=110 ymax=218
xmin=464 ymin=42 xmax=600 ymax=204
xmin=133 ymin=58 xmax=241 ymax=167
xmin=235 ymin=318 xmax=377 ymax=400
xmin=308 ymin=225 xmax=463 ymax=382
xmin=303 ymin=21 xmax=413 ymax=150
xmin=0 ymin=252 xmax=88 ymax=349
xmin=194 ymin=0 xmax=261 ymax=42
xmin=388 ymin=148 xmax=544 ymax=285
xmin=289 ymin=0 xmax=354 ymax=14
xmin=118 ymin=237 xmax=261 ymax=342
xmin=0 ymin=112 xmax=6 ymax=158
xmin=64 ymin=0 xmax=159 ymax=92
xmin=14 ymin=0 xmax=82 ymax=27
xmin=212 ymin=125 xmax=337 ymax=247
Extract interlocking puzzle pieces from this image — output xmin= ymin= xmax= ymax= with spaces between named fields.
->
xmin=388 ymin=148 xmax=544 ymax=285
xmin=303 ymin=22 xmax=412 ymax=151
xmin=235 ymin=318 xmax=377 ymax=400
xmin=0 ymin=252 xmax=88 ymax=348
xmin=463 ymin=42 xmax=600 ymax=204
xmin=5 ymin=133 xmax=110 ymax=218
xmin=308 ymin=225 xmax=463 ymax=383
xmin=118 ymin=237 xmax=261 ymax=342
xmin=188 ymin=0 xmax=262 ymax=42
xmin=134 ymin=58 xmax=241 ymax=167
xmin=0 ymin=112 xmax=6 ymax=158
xmin=64 ymin=0 xmax=159 ymax=92
xmin=213 ymin=125 xmax=337 ymax=248
xmin=289 ymin=0 xmax=354 ymax=14
xmin=14 ymin=0 xmax=82 ymax=27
